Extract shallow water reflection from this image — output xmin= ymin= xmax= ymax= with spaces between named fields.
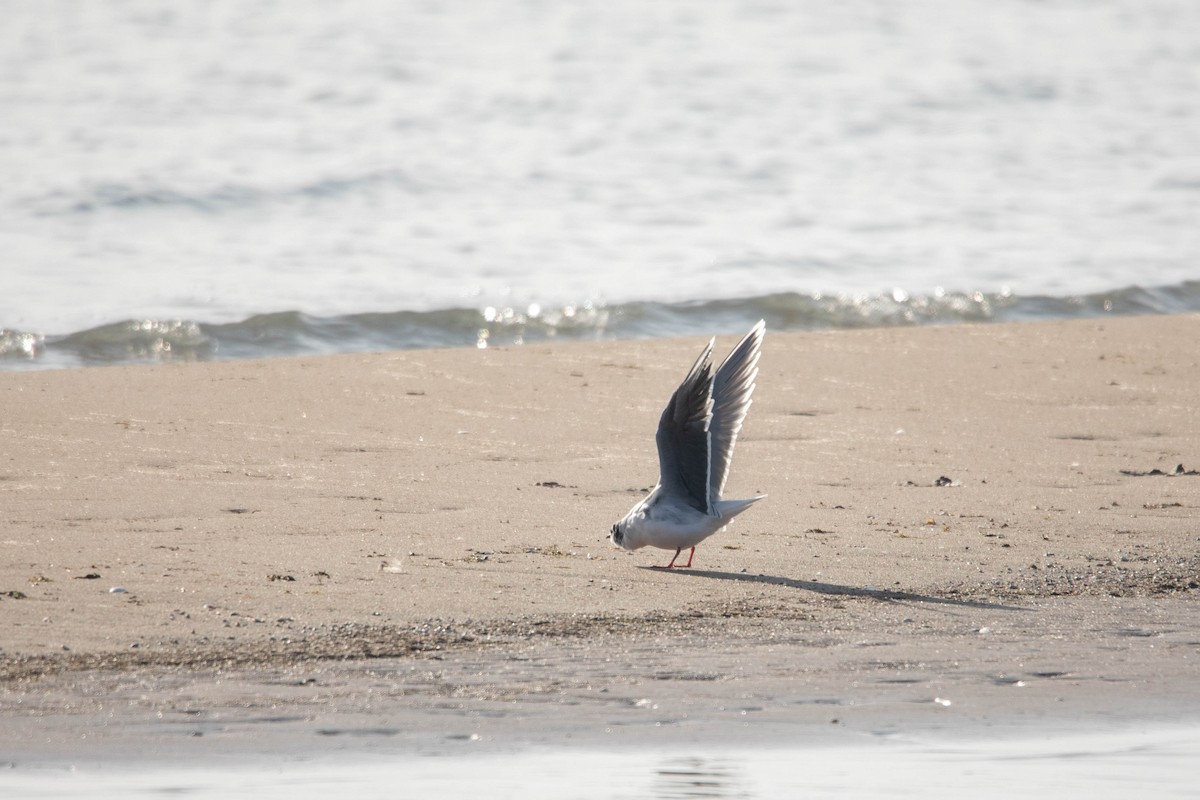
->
xmin=653 ymin=757 xmax=747 ymax=799
xmin=5 ymin=727 xmax=1200 ymax=799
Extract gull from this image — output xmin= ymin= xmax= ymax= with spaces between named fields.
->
xmin=610 ymin=320 xmax=766 ymax=568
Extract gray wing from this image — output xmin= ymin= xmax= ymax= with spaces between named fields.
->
xmin=655 ymin=337 xmax=715 ymax=513
xmin=708 ymin=320 xmax=764 ymax=504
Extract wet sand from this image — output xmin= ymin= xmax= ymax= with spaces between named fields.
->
xmin=1 ymin=315 xmax=1199 ymax=762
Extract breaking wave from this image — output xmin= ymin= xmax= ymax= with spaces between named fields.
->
xmin=3 ymin=281 xmax=1198 ymax=370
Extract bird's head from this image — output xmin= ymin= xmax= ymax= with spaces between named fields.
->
xmin=609 ymin=521 xmax=626 ymax=549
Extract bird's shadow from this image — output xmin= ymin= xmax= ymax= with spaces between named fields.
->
xmin=640 ymin=567 xmax=1027 ymax=612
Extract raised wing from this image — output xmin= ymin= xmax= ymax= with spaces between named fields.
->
xmin=708 ymin=320 xmax=764 ymax=504
xmin=655 ymin=337 xmax=714 ymax=513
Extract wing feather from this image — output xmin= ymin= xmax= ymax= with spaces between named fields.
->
xmin=655 ymin=338 xmax=714 ymax=512
xmin=708 ymin=320 xmax=764 ymax=505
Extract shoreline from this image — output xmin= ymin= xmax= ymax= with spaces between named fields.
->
xmin=6 ymin=583 xmax=1198 ymax=765
xmin=4 ymin=590 xmax=1199 ymax=762
xmin=5 ymin=280 xmax=1200 ymax=372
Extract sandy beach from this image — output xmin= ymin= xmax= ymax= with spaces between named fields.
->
xmin=2 ymin=315 xmax=1199 ymax=766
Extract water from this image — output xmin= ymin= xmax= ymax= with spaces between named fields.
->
xmin=6 ymin=727 xmax=1200 ymax=798
xmin=3 ymin=0 xmax=1199 ymax=369
xmin=3 ymin=283 xmax=1200 ymax=370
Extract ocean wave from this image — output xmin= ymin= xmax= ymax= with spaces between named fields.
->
xmin=3 ymin=281 xmax=1198 ymax=371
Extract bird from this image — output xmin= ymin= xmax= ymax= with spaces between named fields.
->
xmin=610 ymin=320 xmax=766 ymax=568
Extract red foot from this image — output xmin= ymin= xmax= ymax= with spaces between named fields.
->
xmin=653 ymin=547 xmax=695 ymax=569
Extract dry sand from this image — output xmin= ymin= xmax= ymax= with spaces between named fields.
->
xmin=1 ymin=315 xmax=1198 ymax=757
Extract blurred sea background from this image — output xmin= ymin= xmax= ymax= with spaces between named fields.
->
xmin=2 ymin=0 xmax=1198 ymax=370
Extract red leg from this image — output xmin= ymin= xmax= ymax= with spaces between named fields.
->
xmin=654 ymin=548 xmax=682 ymax=569
xmin=653 ymin=547 xmax=695 ymax=569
